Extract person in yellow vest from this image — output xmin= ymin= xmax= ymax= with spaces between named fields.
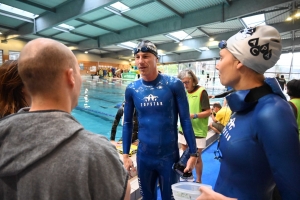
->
xmin=99 ymin=68 xmax=103 ymax=78
xmin=287 ymin=79 xmax=300 ymax=140
xmin=177 ymin=69 xmax=211 ymax=183
xmin=209 ymin=103 xmax=232 ymax=134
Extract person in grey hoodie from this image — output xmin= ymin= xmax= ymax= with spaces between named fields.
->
xmin=0 ymin=38 xmax=131 ymax=200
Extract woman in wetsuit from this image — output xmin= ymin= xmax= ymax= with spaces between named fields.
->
xmin=197 ymin=25 xmax=300 ymax=200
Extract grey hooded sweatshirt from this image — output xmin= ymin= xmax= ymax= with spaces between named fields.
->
xmin=0 ymin=108 xmax=128 ymax=200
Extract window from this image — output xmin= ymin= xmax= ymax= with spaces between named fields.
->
xmin=241 ymin=14 xmax=266 ymax=27
xmin=9 ymin=51 xmax=20 ymax=60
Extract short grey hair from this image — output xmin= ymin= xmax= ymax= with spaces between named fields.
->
xmin=177 ymin=69 xmax=198 ymax=85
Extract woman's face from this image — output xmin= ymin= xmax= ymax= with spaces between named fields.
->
xmin=216 ymin=49 xmax=240 ymax=88
xmin=181 ymin=77 xmax=194 ymax=93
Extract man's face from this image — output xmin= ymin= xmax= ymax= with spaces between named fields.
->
xmin=135 ymin=52 xmax=157 ymax=78
xmin=216 ymin=49 xmax=240 ymax=88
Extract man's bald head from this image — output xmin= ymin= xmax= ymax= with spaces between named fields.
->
xmin=18 ymin=38 xmax=78 ymax=95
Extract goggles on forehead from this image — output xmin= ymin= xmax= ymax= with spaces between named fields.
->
xmin=133 ymin=46 xmax=158 ymax=57
xmin=218 ymin=40 xmax=227 ymax=49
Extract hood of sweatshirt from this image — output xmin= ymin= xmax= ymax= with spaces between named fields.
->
xmin=0 ymin=108 xmax=84 ymax=177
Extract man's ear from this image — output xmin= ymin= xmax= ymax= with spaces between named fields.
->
xmin=66 ymin=68 xmax=75 ymax=87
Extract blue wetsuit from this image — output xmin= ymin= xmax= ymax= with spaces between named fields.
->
xmin=215 ymin=78 xmax=300 ymax=199
xmin=123 ymin=74 xmax=197 ymax=200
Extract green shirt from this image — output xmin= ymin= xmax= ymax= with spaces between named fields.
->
xmin=179 ymin=87 xmax=209 ymax=137
xmin=290 ymin=98 xmax=300 ymax=139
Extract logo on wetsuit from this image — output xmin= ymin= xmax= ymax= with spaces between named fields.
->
xmin=222 ymin=118 xmax=235 ymax=141
xmin=141 ymin=94 xmax=163 ymax=107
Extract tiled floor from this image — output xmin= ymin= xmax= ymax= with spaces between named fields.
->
xmin=129 ymin=176 xmax=142 ymax=200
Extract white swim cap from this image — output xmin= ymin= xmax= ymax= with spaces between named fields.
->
xmin=221 ymin=25 xmax=282 ymax=74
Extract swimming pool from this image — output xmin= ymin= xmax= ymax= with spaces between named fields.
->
xmin=71 ymin=76 xmax=128 ymax=140
xmin=72 ymin=76 xmax=226 ymax=140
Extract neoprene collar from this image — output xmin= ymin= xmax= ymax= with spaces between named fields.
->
xmin=226 ymin=78 xmax=286 ymax=112
xmin=245 ymin=83 xmax=272 ymax=102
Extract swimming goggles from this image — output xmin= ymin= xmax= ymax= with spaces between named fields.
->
xmin=218 ymin=40 xmax=227 ymax=49
xmin=133 ymin=46 xmax=158 ymax=57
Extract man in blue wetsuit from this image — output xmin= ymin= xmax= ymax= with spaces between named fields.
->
xmin=122 ymin=40 xmax=198 ymax=200
xmin=197 ymin=25 xmax=300 ymax=200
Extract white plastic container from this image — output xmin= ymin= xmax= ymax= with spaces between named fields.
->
xmin=172 ymin=182 xmax=212 ymax=200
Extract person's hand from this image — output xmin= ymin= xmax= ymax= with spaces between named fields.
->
xmin=123 ymin=155 xmax=137 ymax=178
xmin=123 ymin=155 xmax=135 ymax=171
xmin=196 ymin=186 xmax=237 ymax=200
xmin=211 ymin=112 xmax=216 ymax=119
xmin=196 ymin=186 xmax=215 ymax=200
xmin=209 ymin=95 xmax=215 ymax=99
xmin=184 ymin=156 xmax=197 ymax=173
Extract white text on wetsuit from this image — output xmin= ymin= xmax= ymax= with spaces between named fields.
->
xmin=222 ymin=118 xmax=235 ymax=141
xmin=141 ymin=94 xmax=163 ymax=107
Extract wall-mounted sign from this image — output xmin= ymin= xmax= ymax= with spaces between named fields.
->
xmin=122 ymin=73 xmax=137 ymax=80
xmin=9 ymin=51 xmax=20 ymax=60
xmin=90 ymin=66 xmax=96 ymax=72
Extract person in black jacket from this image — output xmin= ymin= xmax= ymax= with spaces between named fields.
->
xmin=275 ymin=74 xmax=286 ymax=90
xmin=110 ymin=102 xmax=138 ymax=144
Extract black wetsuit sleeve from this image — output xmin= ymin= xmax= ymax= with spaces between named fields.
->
xmin=110 ymin=107 xmax=123 ymax=140
xmin=132 ymin=110 xmax=138 ymax=142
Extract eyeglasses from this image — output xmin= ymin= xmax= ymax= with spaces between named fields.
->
xmin=218 ymin=40 xmax=227 ymax=49
xmin=133 ymin=46 xmax=157 ymax=57
xmin=182 ymin=81 xmax=190 ymax=85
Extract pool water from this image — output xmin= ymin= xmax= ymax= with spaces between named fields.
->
xmin=72 ymin=76 xmax=226 ymax=140
xmin=72 ymin=77 xmax=129 ymax=140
